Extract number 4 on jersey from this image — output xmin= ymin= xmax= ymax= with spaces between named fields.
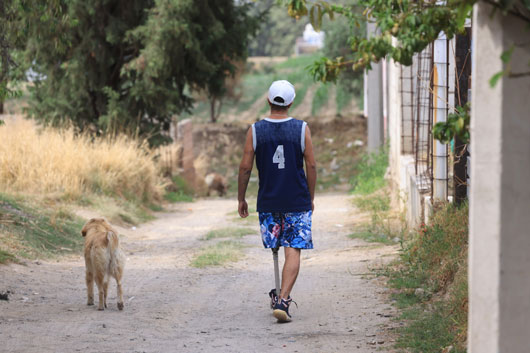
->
xmin=272 ymin=145 xmax=285 ymax=169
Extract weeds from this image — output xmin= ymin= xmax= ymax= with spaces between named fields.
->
xmin=311 ymin=83 xmax=330 ymax=116
xmin=191 ymin=240 xmax=245 ymax=268
xmin=349 ymin=148 xmax=401 ymax=244
xmin=350 ymin=147 xmax=388 ymax=195
xmin=0 ymin=249 xmax=17 ymax=264
xmin=387 ymin=202 xmax=469 ymax=352
xmin=202 ymin=227 xmax=255 ymax=241
xmin=0 ymin=193 xmax=85 ymax=260
xmin=88 ymin=195 xmax=154 ymax=226
xmin=164 ymin=191 xmax=193 ymax=203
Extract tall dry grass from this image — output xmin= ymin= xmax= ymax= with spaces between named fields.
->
xmin=0 ymin=119 xmax=164 ymax=203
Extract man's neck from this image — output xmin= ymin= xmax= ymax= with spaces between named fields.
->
xmin=268 ymin=112 xmax=289 ymax=120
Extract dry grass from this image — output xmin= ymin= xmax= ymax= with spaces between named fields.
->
xmin=0 ymin=119 xmax=164 ymax=203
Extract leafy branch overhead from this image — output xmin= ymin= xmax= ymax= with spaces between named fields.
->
xmin=280 ymin=0 xmax=530 ymax=82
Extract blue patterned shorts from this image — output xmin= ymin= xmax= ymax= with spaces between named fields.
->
xmin=259 ymin=211 xmax=313 ymax=249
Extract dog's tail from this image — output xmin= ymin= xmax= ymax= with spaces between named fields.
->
xmin=106 ymin=230 xmax=123 ymax=275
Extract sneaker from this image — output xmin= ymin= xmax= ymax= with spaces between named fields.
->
xmin=268 ymin=288 xmax=279 ymax=309
xmin=273 ymin=298 xmax=296 ymax=323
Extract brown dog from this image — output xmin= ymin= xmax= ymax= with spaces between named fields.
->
xmin=81 ymin=218 xmax=125 ymax=311
xmin=205 ymin=173 xmax=228 ymax=197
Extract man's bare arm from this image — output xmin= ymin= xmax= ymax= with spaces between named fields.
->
xmin=304 ymin=126 xmax=317 ymax=211
xmin=238 ymin=128 xmax=255 ymax=218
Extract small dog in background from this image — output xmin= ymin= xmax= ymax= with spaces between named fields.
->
xmin=81 ymin=218 xmax=125 ymax=311
xmin=205 ymin=173 xmax=228 ymax=197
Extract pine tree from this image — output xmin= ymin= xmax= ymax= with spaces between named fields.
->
xmin=23 ymin=0 xmax=257 ymax=145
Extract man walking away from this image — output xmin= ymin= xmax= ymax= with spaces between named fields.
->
xmin=237 ymin=80 xmax=317 ymax=323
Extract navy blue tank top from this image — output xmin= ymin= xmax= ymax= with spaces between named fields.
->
xmin=252 ymin=117 xmax=312 ymax=213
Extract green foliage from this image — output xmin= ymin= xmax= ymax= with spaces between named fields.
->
xmin=164 ymin=191 xmax=193 ymax=203
xmin=248 ymin=0 xmax=307 ymax=57
xmin=386 ymin=202 xmax=469 ymax=352
xmin=322 ymin=13 xmax=364 ymax=105
xmin=0 ymin=0 xmax=28 ymax=105
xmin=311 ymin=83 xmax=329 ymax=115
xmin=202 ymin=227 xmax=255 ymax=241
xmin=394 ymin=306 xmax=466 ymax=353
xmin=0 ymin=193 xmax=85 ymax=259
xmin=354 ymin=192 xmax=390 ymax=213
xmin=349 ymin=190 xmax=397 ymax=244
xmin=282 ymin=0 xmax=474 ymax=73
xmin=164 ymin=175 xmax=194 ymax=203
xmin=22 ymin=0 xmax=258 ymax=145
xmin=0 ymin=249 xmax=17 ymax=264
xmin=489 ymin=45 xmax=515 ymax=87
xmin=190 ymin=240 xmax=245 ymax=268
xmin=433 ymin=103 xmax=470 ymax=144
xmin=350 ymin=147 xmax=388 ymax=195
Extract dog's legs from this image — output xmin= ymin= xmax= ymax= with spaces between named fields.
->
xmin=103 ymin=281 xmax=109 ymax=309
xmin=86 ymin=271 xmax=94 ymax=306
xmin=95 ymin=273 xmax=105 ymax=311
xmin=115 ymin=265 xmax=125 ymax=310
xmin=116 ymin=274 xmax=124 ymax=311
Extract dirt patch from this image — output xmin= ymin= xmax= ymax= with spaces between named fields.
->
xmin=0 ymin=194 xmax=398 ymax=352
xmin=189 ymin=114 xmax=366 ymax=196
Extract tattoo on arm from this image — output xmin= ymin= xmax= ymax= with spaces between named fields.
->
xmin=238 ymin=168 xmax=252 ymax=201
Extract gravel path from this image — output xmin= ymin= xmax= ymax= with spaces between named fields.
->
xmin=0 ymin=193 xmax=399 ymax=353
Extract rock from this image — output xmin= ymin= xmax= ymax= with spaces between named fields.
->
xmin=330 ymin=158 xmax=340 ymax=171
xmin=414 ymin=287 xmax=431 ymax=299
xmin=0 ymin=291 xmax=9 ymax=301
xmin=346 ymin=141 xmax=354 ymax=148
xmin=393 ymin=237 xmax=400 ymax=243
xmin=442 ymin=345 xmax=454 ymax=353
xmin=354 ymin=139 xmax=364 ymax=146
xmin=414 ymin=288 xmax=425 ymax=297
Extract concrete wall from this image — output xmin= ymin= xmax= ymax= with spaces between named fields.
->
xmin=387 ymin=48 xmax=428 ymax=226
xmin=468 ymin=3 xmax=530 ymax=352
xmin=366 ymin=22 xmax=384 ymax=152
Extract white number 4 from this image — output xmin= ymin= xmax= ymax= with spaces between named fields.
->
xmin=272 ymin=145 xmax=285 ymax=169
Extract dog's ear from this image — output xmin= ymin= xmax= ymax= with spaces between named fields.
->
xmin=81 ymin=218 xmax=97 ymax=237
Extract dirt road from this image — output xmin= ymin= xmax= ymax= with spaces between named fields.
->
xmin=0 ymin=194 xmax=398 ymax=353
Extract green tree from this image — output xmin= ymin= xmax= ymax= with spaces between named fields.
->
xmin=23 ymin=0 xmax=257 ymax=145
xmin=321 ymin=12 xmax=364 ymax=101
xmin=0 ymin=0 xmax=26 ymax=116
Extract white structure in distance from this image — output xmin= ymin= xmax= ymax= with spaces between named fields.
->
xmin=295 ymin=24 xmax=325 ymax=55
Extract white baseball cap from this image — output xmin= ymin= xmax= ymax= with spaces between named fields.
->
xmin=268 ymin=80 xmax=296 ymax=106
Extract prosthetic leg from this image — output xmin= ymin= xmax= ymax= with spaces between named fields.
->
xmin=272 ymin=246 xmax=281 ymax=300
